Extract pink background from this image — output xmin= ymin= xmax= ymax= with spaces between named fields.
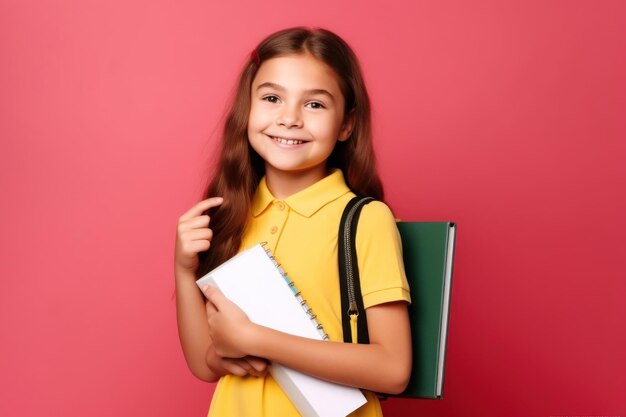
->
xmin=1 ymin=0 xmax=625 ymax=416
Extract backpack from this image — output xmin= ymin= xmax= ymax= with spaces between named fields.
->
xmin=338 ymin=196 xmax=457 ymax=399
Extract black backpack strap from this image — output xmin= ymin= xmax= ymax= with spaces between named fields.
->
xmin=338 ymin=196 xmax=376 ymax=343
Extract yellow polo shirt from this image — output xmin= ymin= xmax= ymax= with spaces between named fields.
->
xmin=208 ymin=169 xmax=410 ymax=417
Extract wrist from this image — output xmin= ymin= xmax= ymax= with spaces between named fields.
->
xmin=175 ymin=265 xmax=197 ymax=281
xmin=244 ymin=323 xmax=266 ymax=358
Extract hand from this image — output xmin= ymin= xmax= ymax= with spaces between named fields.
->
xmin=203 ymin=285 xmax=255 ymax=358
xmin=175 ymin=197 xmax=223 ymax=274
xmin=206 ymin=343 xmax=269 ymax=378
xmin=222 ymin=356 xmax=269 ymax=378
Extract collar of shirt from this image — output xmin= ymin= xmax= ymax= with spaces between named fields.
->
xmin=251 ymin=169 xmax=352 ymax=218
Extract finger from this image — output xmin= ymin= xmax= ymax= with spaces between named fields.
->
xmin=203 ymin=286 xmax=227 ymax=310
xmin=245 ymin=356 xmax=269 ymax=373
xmin=221 ymin=359 xmax=248 ymax=377
xmin=182 ymin=228 xmax=213 ymax=242
xmin=231 ymin=358 xmax=266 ymax=377
xmin=205 ymin=300 xmax=217 ymax=316
xmin=201 ymin=284 xmax=215 ymax=299
xmin=178 ymin=216 xmax=211 ymax=233
xmin=204 ymin=287 xmax=218 ymax=314
xmin=245 ymin=367 xmax=265 ymax=378
xmin=179 ymin=197 xmax=224 ymax=223
xmin=182 ymin=239 xmax=211 ymax=256
xmin=228 ymin=358 xmax=252 ymax=372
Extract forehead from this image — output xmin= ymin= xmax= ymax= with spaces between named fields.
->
xmin=252 ymin=53 xmax=343 ymax=96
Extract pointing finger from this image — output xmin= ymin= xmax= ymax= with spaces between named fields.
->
xmin=179 ymin=197 xmax=224 ymax=222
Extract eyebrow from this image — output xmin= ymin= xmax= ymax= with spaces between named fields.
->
xmin=256 ymin=82 xmax=335 ymax=100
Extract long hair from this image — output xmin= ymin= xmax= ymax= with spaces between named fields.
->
xmin=196 ymin=27 xmax=384 ymax=278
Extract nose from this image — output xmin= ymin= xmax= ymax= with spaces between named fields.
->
xmin=277 ymin=103 xmax=303 ymax=128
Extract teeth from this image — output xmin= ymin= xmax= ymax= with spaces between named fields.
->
xmin=273 ymin=137 xmax=304 ymax=145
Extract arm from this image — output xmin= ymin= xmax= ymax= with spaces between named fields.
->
xmin=204 ymin=286 xmax=412 ymax=394
xmin=175 ymin=266 xmax=219 ymax=381
xmin=175 ymin=198 xmax=268 ymax=382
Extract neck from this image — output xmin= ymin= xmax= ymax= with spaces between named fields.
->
xmin=264 ymin=166 xmax=330 ymax=200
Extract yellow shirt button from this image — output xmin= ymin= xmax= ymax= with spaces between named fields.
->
xmin=277 ymin=201 xmax=285 ymax=211
xmin=270 ymin=226 xmax=278 ymax=234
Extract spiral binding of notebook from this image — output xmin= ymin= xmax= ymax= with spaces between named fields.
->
xmin=261 ymin=242 xmax=329 ymax=341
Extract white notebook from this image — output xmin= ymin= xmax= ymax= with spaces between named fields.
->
xmin=196 ymin=243 xmax=367 ymax=417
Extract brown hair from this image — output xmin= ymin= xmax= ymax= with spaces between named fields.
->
xmin=196 ymin=26 xmax=384 ymax=278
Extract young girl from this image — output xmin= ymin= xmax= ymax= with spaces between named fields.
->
xmin=175 ymin=27 xmax=411 ymax=416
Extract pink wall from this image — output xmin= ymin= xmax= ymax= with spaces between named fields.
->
xmin=1 ymin=1 xmax=624 ymax=416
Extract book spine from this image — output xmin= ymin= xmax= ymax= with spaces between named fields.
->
xmin=261 ymin=243 xmax=330 ymax=341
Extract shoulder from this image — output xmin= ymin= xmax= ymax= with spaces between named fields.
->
xmin=354 ymin=200 xmax=402 ymax=252
xmin=357 ymin=200 xmax=398 ymax=233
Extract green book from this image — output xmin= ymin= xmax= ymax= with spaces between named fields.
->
xmin=395 ymin=222 xmax=456 ymax=399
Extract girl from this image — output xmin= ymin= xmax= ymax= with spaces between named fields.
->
xmin=175 ymin=27 xmax=411 ymax=417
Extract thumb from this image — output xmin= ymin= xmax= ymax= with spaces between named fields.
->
xmin=203 ymin=285 xmax=227 ymax=309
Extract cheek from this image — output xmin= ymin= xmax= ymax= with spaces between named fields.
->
xmin=248 ymin=105 xmax=272 ymax=130
xmin=316 ymin=115 xmax=343 ymax=140
xmin=247 ymin=132 xmax=264 ymax=157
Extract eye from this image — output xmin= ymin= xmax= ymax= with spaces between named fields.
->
xmin=262 ymin=95 xmax=280 ymax=104
xmin=306 ymin=101 xmax=325 ymax=109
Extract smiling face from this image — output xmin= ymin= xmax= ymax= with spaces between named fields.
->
xmin=247 ymin=53 xmax=353 ymax=196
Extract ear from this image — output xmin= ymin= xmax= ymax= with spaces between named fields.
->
xmin=337 ymin=110 xmax=355 ymax=142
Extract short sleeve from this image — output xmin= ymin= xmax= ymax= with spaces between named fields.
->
xmin=355 ymin=201 xmax=411 ymax=308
